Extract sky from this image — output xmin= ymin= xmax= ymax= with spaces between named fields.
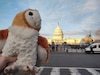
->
xmin=0 ymin=0 xmax=100 ymax=38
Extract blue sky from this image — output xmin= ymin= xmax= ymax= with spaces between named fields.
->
xmin=0 ymin=0 xmax=100 ymax=38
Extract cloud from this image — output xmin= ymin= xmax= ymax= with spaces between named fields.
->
xmin=79 ymin=11 xmax=99 ymax=30
xmin=64 ymin=30 xmax=82 ymax=35
xmin=81 ymin=0 xmax=100 ymax=13
xmin=66 ymin=0 xmax=100 ymax=37
xmin=0 ymin=0 xmax=100 ymax=38
xmin=64 ymin=29 xmax=91 ymax=36
xmin=40 ymin=22 xmax=57 ymax=37
xmin=95 ymin=29 xmax=100 ymax=36
xmin=41 ymin=0 xmax=100 ymax=38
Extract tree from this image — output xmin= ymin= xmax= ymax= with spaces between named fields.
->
xmin=95 ymin=29 xmax=100 ymax=42
xmin=80 ymin=34 xmax=93 ymax=45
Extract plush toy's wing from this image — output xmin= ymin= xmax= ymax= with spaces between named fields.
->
xmin=36 ymin=36 xmax=50 ymax=66
xmin=0 ymin=29 xmax=8 ymax=53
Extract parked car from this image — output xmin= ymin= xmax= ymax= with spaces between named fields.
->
xmin=85 ymin=43 xmax=100 ymax=53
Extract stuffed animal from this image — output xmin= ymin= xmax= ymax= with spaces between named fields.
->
xmin=0 ymin=9 xmax=50 ymax=73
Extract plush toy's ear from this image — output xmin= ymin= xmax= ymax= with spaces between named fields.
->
xmin=38 ymin=36 xmax=50 ymax=63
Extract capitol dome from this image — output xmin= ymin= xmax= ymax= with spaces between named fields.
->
xmin=53 ymin=23 xmax=63 ymax=41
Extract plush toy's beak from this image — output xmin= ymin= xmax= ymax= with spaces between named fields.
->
xmin=35 ymin=20 xmax=41 ymax=28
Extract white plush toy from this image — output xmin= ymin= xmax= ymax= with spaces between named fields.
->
xmin=0 ymin=9 xmax=50 ymax=73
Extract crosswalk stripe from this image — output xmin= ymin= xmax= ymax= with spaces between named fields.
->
xmin=36 ymin=67 xmax=44 ymax=75
xmin=86 ymin=68 xmax=100 ymax=75
xmin=69 ymin=68 xmax=81 ymax=75
xmin=50 ymin=67 xmax=60 ymax=75
xmin=36 ymin=67 xmax=100 ymax=75
xmin=41 ymin=67 xmax=100 ymax=70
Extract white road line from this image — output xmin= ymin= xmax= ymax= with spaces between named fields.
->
xmin=50 ymin=67 xmax=60 ymax=75
xmin=41 ymin=66 xmax=100 ymax=70
xmin=39 ymin=67 xmax=100 ymax=75
xmin=36 ymin=67 xmax=44 ymax=75
xmin=69 ymin=68 xmax=81 ymax=75
xmin=86 ymin=68 xmax=100 ymax=75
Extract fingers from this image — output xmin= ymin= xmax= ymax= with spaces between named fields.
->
xmin=7 ymin=56 xmax=17 ymax=63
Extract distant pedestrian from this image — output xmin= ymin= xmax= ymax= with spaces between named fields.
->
xmin=56 ymin=44 xmax=58 ymax=51
xmin=51 ymin=42 xmax=55 ymax=51
xmin=62 ymin=42 xmax=68 ymax=52
xmin=80 ymin=43 xmax=83 ymax=49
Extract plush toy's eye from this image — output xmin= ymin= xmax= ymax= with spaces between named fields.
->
xmin=29 ymin=12 xmax=33 ymax=16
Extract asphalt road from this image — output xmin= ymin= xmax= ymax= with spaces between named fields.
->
xmin=43 ymin=52 xmax=100 ymax=68
xmin=2 ymin=51 xmax=100 ymax=75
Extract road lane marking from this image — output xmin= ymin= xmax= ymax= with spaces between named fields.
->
xmin=41 ymin=66 xmax=100 ymax=70
xmin=36 ymin=67 xmax=44 ymax=75
xmin=50 ymin=67 xmax=60 ymax=75
xmin=36 ymin=67 xmax=100 ymax=75
xmin=86 ymin=68 xmax=100 ymax=75
xmin=69 ymin=68 xmax=81 ymax=75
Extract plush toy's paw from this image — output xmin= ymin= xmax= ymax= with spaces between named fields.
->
xmin=4 ymin=65 xmax=40 ymax=74
xmin=22 ymin=66 xmax=40 ymax=73
xmin=4 ymin=64 xmax=18 ymax=74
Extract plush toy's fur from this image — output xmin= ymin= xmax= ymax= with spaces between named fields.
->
xmin=0 ymin=9 xmax=50 ymax=72
xmin=2 ymin=26 xmax=39 ymax=68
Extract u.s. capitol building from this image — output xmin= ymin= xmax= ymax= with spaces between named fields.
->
xmin=47 ymin=23 xmax=93 ymax=45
